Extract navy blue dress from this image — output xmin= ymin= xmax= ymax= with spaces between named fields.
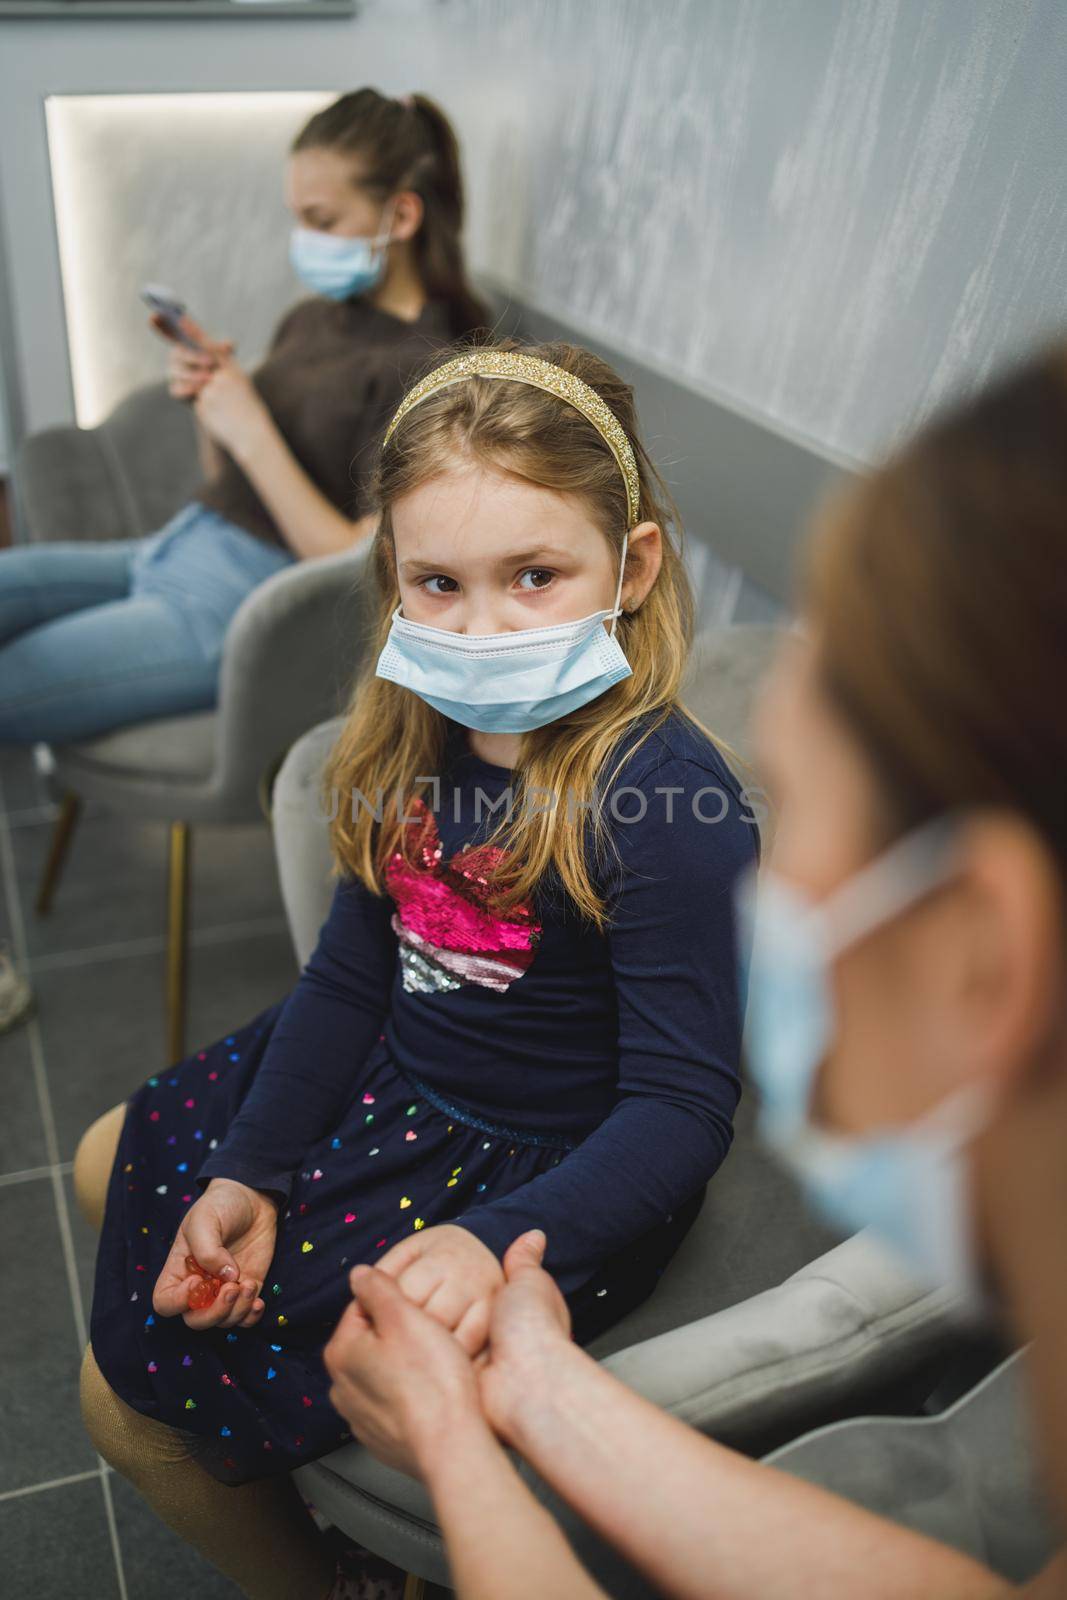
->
xmin=90 ymin=708 xmax=759 ymax=1485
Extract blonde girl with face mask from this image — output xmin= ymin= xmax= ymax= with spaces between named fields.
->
xmin=73 ymin=339 xmax=759 ymax=1599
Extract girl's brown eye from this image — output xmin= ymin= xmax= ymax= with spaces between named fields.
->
xmin=520 ymin=569 xmax=554 ymax=590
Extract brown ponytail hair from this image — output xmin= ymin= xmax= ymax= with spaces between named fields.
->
xmin=804 ymin=339 xmax=1067 ymax=879
xmin=292 ymin=88 xmax=489 ymax=338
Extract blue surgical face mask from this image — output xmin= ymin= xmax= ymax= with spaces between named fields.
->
xmin=735 ymin=815 xmax=998 ymax=1319
xmin=374 ymin=535 xmax=633 ymax=735
xmin=289 ymin=200 xmax=396 ymax=302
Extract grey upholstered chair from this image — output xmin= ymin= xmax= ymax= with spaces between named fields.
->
xmin=271 ymin=624 xmax=989 ymax=1599
xmin=766 ymin=1347 xmax=1057 ymax=1588
xmin=13 ymin=380 xmax=375 ymax=1062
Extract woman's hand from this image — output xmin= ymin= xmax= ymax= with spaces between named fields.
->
xmin=472 ymin=1230 xmax=576 ymax=1445
xmin=373 ymin=1223 xmax=505 ymax=1356
xmin=152 ymin=1178 xmax=279 ymax=1332
xmin=152 ymin=313 xmax=234 ymax=402
xmin=192 ymin=358 xmax=272 ymax=460
xmin=324 ymin=1262 xmax=491 ymax=1479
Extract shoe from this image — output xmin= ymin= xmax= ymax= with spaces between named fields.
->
xmin=322 ymin=1526 xmax=406 ymax=1600
xmin=31 ymin=742 xmax=62 ymax=809
xmin=324 ymin=1549 xmax=406 ymax=1600
xmin=0 ymin=945 xmax=33 ymax=1034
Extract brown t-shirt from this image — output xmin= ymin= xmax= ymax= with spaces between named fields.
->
xmin=193 ymin=294 xmax=453 ymax=548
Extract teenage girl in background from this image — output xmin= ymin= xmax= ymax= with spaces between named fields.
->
xmin=0 ymin=87 xmax=485 ymax=747
xmin=73 ymin=339 xmax=760 ymax=1599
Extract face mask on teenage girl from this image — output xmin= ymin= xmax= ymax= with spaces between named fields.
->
xmin=734 ymin=813 xmax=1000 ymax=1320
xmin=373 ymin=533 xmax=634 ymax=735
xmin=289 ymin=198 xmax=397 ymax=302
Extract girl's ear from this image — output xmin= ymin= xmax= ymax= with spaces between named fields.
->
xmin=622 ymin=521 xmax=662 ymax=611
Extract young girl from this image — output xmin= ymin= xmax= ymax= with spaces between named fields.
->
xmin=75 ymin=339 xmax=760 ymax=1599
xmin=0 ymin=86 xmax=484 ymax=745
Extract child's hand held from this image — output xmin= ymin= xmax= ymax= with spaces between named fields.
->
xmin=373 ymin=1223 xmax=504 ymax=1356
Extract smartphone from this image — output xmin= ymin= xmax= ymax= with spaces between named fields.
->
xmin=141 ymin=283 xmax=208 ymax=352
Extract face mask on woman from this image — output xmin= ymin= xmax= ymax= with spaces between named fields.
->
xmin=734 ymin=814 xmax=998 ymax=1319
xmin=289 ymin=199 xmax=397 ymax=302
xmin=374 ymin=534 xmax=634 ymax=735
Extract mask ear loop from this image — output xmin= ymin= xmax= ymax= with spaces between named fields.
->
xmin=608 ymin=530 xmax=631 ymax=641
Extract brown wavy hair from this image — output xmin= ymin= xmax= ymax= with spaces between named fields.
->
xmin=804 ymin=337 xmax=1067 ymax=878
xmin=292 ymin=88 xmax=488 ymax=337
xmin=324 ymin=337 xmax=733 ymax=928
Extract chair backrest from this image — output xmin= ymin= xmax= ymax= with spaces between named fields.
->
xmin=15 ymin=380 xmax=200 ymax=543
xmin=271 ymin=715 xmax=345 ymax=968
xmin=682 ymin=622 xmax=786 ymax=764
xmin=99 ymin=381 xmax=203 ymax=536
xmin=765 ymin=1348 xmax=1059 ymax=1583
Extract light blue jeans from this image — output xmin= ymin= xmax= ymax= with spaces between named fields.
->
xmin=0 ymin=502 xmax=295 ymax=745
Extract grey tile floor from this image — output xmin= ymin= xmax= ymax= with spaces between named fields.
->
xmin=0 ymin=744 xmax=385 ymax=1599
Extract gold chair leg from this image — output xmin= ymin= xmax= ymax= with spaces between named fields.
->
xmin=402 ymin=1576 xmax=427 ymax=1600
xmin=166 ymin=822 xmax=191 ymax=1064
xmin=34 ymin=790 xmax=82 ymax=915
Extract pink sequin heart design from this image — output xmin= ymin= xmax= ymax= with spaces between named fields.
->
xmin=385 ymin=794 xmax=541 ymax=993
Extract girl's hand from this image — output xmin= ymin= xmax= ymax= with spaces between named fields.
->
xmin=152 ymin=1178 xmax=278 ymax=1331
xmin=192 ymin=358 xmax=271 ymax=459
xmin=324 ymin=1263 xmax=489 ymax=1479
xmin=373 ymin=1223 xmax=505 ymax=1356
xmin=471 ymin=1230 xmax=576 ymax=1445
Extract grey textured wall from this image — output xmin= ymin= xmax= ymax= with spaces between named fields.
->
xmin=1 ymin=0 xmax=1065 ymax=480
xmin=477 ymin=0 xmax=1067 ymax=465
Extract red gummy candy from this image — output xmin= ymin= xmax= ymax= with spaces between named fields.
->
xmin=188 ymin=1277 xmax=220 ymax=1309
xmin=185 ymin=1253 xmax=223 ymax=1309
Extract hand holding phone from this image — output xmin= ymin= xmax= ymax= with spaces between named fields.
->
xmin=142 ymin=284 xmax=233 ymax=402
xmin=141 ymin=284 xmax=211 ymax=350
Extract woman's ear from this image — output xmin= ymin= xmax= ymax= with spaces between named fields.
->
xmin=390 ymin=190 xmax=424 ymax=244
xmin=621 ymin=521 xmax=661 ymax=611
xmin=956 ymin=812 xmax=1066 ymax=1099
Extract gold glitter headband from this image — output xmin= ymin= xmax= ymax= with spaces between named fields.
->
xmin=381 ymin=349 xmax=642 ymax=527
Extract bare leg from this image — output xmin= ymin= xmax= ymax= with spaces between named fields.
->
xmin=79 ymin=1341 xmax=338 ymax=1599
xmin=73 ymin=1100 xmax=129 ymax=1230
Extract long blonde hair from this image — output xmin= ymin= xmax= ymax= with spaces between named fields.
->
xmin=325 ymin=337 xmax=725 ymax=928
